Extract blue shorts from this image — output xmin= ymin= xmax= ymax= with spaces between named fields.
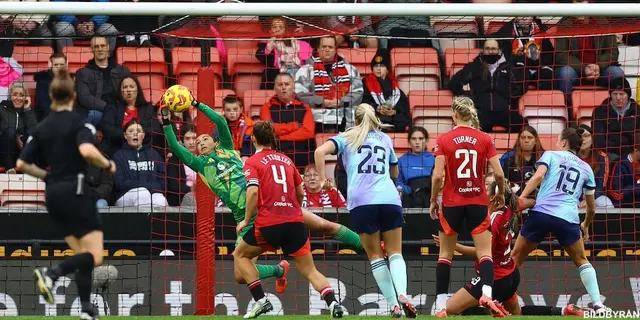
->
xmin=520 ymin=210 xmax=581 ymax=247
xmin=350 ymin=204 xmax=404 ymax=235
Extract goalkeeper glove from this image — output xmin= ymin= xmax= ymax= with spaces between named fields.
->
xmin=160 ymin=107 xmax=171 ymax=127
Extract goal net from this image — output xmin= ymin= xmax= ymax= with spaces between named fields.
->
xmin=0 ymin=2 xmax=639 ymax=317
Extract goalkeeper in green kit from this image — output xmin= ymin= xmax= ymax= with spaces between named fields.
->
xmin=161 ymin=96 xmax=363 ymax=293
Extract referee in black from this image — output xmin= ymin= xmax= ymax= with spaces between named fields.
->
xmin=16 ymin=68 xmax=116 ymax=320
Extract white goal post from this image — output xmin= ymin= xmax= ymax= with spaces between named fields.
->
xmin=0 ymin=2 xmax=639 ymax=17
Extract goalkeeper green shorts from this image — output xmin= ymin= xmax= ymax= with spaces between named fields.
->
xmin=235 ymin=221 xmax=255 ymax=247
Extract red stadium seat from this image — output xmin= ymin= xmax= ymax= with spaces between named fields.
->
xmin=338 ymin=48 xmax=378 ymax=78
xmin=390 ymin=48 xmax=441 ymax=93
xmin=519 ymin=90 xmax=567 ymax=135
xmin=117 ymin=47 xmax=167 ymax=75
xmin=12 ymin=46 xmax=53 ymax=74
xmin=0 ymin=174 xmax=46 ymax=207
xmin=445 ymin=48 xmax=481 ymax=77
xmin=243 ymin=90 xmax=272 ymax=119
xmin=439 ymin=39 xmax=476 ymax=53
xmin=486 ymin=20 xmax=508 ymax=35
xmin=432 ymin=17 xmax=479 ymax=36
xmin=227 ymin=47 xmax=264 ymax=99
xmin=409 ymin=90 xmax=454 ymax=134
xmin=137 ymin=75 xmax=166 ymax=105
xmin=62 ymin=47 xmax=94 ymax=75
xmin=571 ymin=90 xmax=609 ymax=126
xmin=217 ymin=16 xmax=262 ymax=36
xmin=537 ymin=134 xmax=557 ymax=151
xmin=315 ymin=133 xmax=337 ymax=161
xmin=389 ymin=133 xmax=411 ymax=154
xmin=491 ymin=133 xmax=516 ymax=154
xmin=171 ymin=47 xmax=223 ymax=94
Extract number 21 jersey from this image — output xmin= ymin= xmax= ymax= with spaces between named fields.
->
xmin=330 ymin=131 xmax=401 ymax=210
xmin=533 ymin=150 xmax=596 ymax=224
xmin=244 ymin=149 xmax=304 ymax=228
xmin=434 ymin=126 xmax=497 ymax=207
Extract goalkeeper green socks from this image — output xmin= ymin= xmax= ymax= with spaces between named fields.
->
xmin=333 ymin=225 xmax=363 ymax=249
xmin=256 ymin=264 xmax=283 ymax=280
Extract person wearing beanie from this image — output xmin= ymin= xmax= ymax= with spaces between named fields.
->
xmin=592 ymin=77 xmax=640 ymax=158
xmin=362 ymin=49 xmax=411 ymax=132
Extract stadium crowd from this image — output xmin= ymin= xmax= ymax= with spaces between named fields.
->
xmin=1 ymin=0 xmax=640 ymax=210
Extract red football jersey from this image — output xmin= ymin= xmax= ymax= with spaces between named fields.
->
xmin=474 ymin=208 xmax=517 ymax=280
xmin=302 ymin=186 xmax=347 ymax=208
xmin=244 ymin=149 xmax=304 ymax=228
xmin=434 ymin=126 xmax=497 ymax=207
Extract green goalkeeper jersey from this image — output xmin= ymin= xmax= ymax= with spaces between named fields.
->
xmin=163 ymin=102 xmax=248 ymax=224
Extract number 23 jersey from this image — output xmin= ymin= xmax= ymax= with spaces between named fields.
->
xmin=533 ymin=150 xmax=596 ymax=224
xmin=330 ymin=131 xmax=401 ymax=210
xmin=434 ymin=126 xmax=497 ymax=207
xmin=244 ymin=149 xmax=304 ymax=228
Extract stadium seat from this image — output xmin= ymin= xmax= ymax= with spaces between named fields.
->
xmin=438 ymin=39 xmax=476 ymax=53
xmin=227 ymin=47 xmax=264 ymax=99
xmin=571 ymin=90 xmax=609 ymax=126
xmin=338 ymin=48 xmax=378 ymax=78
xmin=432 ymin=17 xmax=479 ymax=36
xmin=390 ymin=48 xmax=441 ymax=93
xmin=445 ymin=48 xmax=481 ymax=77
xmin=20 ymin=73 xmax=36 ymax=103
xmin=619 ymin=45 xmax=640 ymax=76
xmin=217 ymin=16 xmax=262 ymax=36
xmin=0 ymin=174 xmax=46 ymax=207
xmin=389 ymin=133 xmax=411 ymax=154
xmin=409 ymin=90 xmax=454 ymax=134
xmin=491 ymin=133 xmax=516 ymax=154
xmin=537 ymin=134 xmax=556 ymax=151
xmin=243 ymin=90 xmax=272 ymax=119
xmin=62 ymin=47 xmax=94 ymax=74
xmin=12 ymin=46 xmax=53 ymax=74
xmin=519 ymin=90 xmax=567 ymax=135
xmin=315 ymin=134 xmax=337 ymax=161
xmin=171 ymin=47 xmax=223 ymax=95
xmin=117 ymin=47 xmax=167 ymax=75
xmin=486 ymin=20 xmax=509 ymax=35
xmin=137 ymin=75 xmax=165 ymax=105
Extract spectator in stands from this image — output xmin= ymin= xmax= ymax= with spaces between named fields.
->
xmin=592 ymin=77 xmax=640 ymax=158
xmin=396 ymin=127 xmax=434 ymax=208
xmin=577 ymin=124 xmax=615 ymax=208
xmin=609 ymin=133 xmax=640 ymax=208
xmin=0 ymin=0 xmax=52 ymax=54
xmin=75 ymin=36 xmax=131 ymax=126
xmin=255 ymin=17 xmax=313 ymax=90
xmin=100 ymin=75 xmax=154 ymax=156
xmin=112 ymin=120 xmax=168 ymax=206
xmin=218 ymin=95 xmax=253 ymax=157
xmin=492 ymin=16 xmax=554 ymax=91
xmin=166 ymin=124 xmax=197 ymax=206
xmin=501 ymin=125 xmax=545 ymax=188
xmin=555 ymin=10 xmax=624 ymax=109
xmin=150 ymin=105 xmax=192 ymax=158
xmin=34 ymin=52 xmax=68 ymax=122
xmin=51 ymin=0 xmax=119 ymax=53
xmin=0 ymin=56 xmax=23 ymax=102
xmin=261 ymin=73 xmax=316 ymax=167
xmin=362 ymin=50 xmax=410 ymax=132
xmin=0 ymin=82 xmax=37 ymax=170
xmin=449 ymin=39 xmax=526 ymax=133
xmin=325 ymin=0 xmax=377 ymax=48
xmin=301 ymin=165 xmax=346 ymax=208
xmin=372 ymin=0 xmax=440 ymax=54
xmin=87 ymin=135 xmax=114 ymax=208
xmin=295 ymin=36 xmax=363 ymax=132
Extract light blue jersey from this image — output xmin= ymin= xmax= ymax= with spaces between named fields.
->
xmin=533 ymin=150 xmax=596 ymax=224
xmin=330 ymin=131 xmax=402 ymax=210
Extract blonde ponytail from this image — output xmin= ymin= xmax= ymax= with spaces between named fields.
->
xmin=341 ymin=103 xmax=391 ymax=149
xmin=452 ymin=96 xmax=481 ymax=130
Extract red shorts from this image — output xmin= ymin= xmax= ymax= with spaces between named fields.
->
xmin=256 ymin=222 xmax=310 ymax=257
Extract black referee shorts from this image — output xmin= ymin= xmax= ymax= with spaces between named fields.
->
xmin=45 ymin=180 xmax=102 ymax=238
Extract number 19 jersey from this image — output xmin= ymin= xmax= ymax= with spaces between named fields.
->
xmin=244 ymin=149 xmax=304 ymax=228
xmin=330 ymin=131 xmax=401 ymax=210
xmin=434 ymin=126 xmax=497 ymax=207
xmin=533 ymin=150 xmax=596 ymax=224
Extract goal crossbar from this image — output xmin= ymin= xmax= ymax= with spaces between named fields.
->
xmin=1 ymin=2 xmax=640 ymax=17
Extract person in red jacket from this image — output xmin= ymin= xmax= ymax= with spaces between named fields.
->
xmin=302 ymin=165 xmax=346 ymax=208
xmin=260 ymin=73 xmax=316 ymax=168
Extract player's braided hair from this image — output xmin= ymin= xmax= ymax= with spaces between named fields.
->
xmin=451 ymin=96 xmax=480 ymax=130
xmin=488 ymin=179 xmax=521 ymax=233
xmin=341 ymin=103 xmax=392 ymax=150
xmin=49 ymin=67 xmax=75 ymax=106
xmin=253 ymin=121 xmax=279 ymax=150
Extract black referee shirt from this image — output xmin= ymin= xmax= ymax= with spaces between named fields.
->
xmin=19 ymin=111 xmax=96 ymax=181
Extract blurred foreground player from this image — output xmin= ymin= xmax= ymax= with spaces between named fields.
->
xmin=17 ymin=68 xmax=116 ymax=320
xmin=511 ymin=127 xmax=612 ymax=315
xmin=315 ymin=103 xmax=416 ymax=318
xmin=434 ymin=180 xmax=585 ymax=317
xmin=161 ymin=96 xmax=362 ymax=294
xmin=236 ymin=121 xmax=344 ymax=319
xmin=429 ymin=96 xmax=506 ymax=317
